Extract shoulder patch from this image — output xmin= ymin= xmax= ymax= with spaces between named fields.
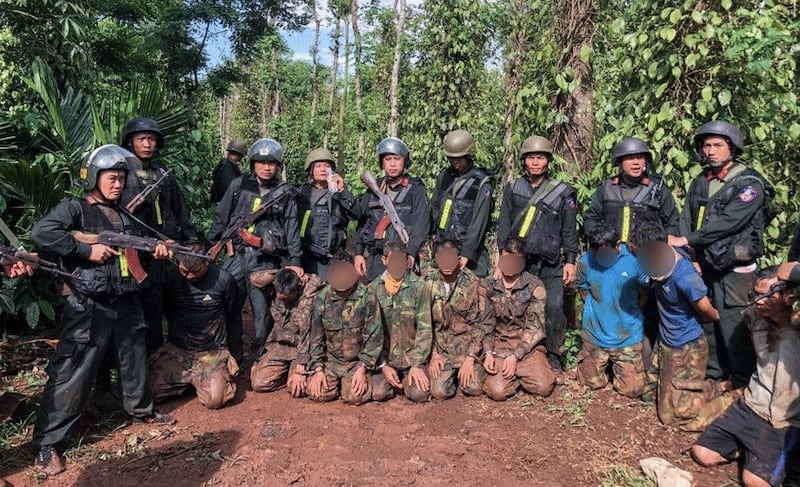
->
xmin=566 ymin=195 xmax=577 ymax=210
xmin=532 ymin=286 xmax=547 ymax=300
xmin=738 ymin=185 xmax=758 ymax=203
xmin=483 ymin=185 xmax=492 ymax=199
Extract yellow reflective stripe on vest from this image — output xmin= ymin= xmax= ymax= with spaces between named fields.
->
xmin=620 ymin=205 xmax=631 ymax=242
xmin=118 ymin=250 xmax=129 ymax=278
xmin=438 ymin=199 xmax=453 ymax=230
xmin=300 ymin=210 xmax=312 ymax=237
xmin=154 ymin=198 xmax=163 ymax=225
xmin=517 ymin=206 xmax=537 ymax=238
xmin=696 ymin=205 xmax=706 ymax=231
xmin=248 ymin=197 xmax=261 ymax=232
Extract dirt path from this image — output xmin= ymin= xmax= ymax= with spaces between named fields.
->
xmin=2 ymin=371 xmax=739 ymax=487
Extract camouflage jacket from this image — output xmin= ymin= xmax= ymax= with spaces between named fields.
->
xmin=483 ymin=272 xmax=547 ymax=360
xmin=368 ymin=272 xmax=433 ymax=370
xmin=427 ymin=268 xmax=493 ymax=367
xmin=265 ymin=274 xmax=324 ymax=365
xmin=307 ymin=282 xmax=384 ymax=373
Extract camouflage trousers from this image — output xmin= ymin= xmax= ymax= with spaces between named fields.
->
xmin=149 ymin=343 xmax=239 ymax=410
xmin=430 ymin=358 xmax=486 ymax=400
xmin=576 ymin=340 xmax=645 ymax=398
xmin=250 ymin=345 xmax=306 ymax=396
xmin=643 ymin=337 xmax=737 ymax=432
xmin=371 ymin=367 xmax=431 ymax=403
xmin=307 ymin=362 xmax=374 ymax=405
xmin=483 ymin=345 xmax=556 ymax=401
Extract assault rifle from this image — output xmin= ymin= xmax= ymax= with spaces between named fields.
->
xmin=71 ymin=231 xmax=211 ymax=283
xmin=0 ymin=246 xmax=81 ymax=280
xmin=207 ymin=186 xmax=290 ymax=260
xmin=126 ymin=169 xmax=171 ymax=213
xmin=747 ymin=281 xmax=797 ymax=307
xmin=360 ymin=171 xmax=409 ymax=245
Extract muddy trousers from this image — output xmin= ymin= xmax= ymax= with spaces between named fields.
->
xmin=251 ymin=353 xmax=306 ymax=396
xmin=576 ymin=341 xmax=645 ymax=398
xmin=33 ymin=294 xmax=154 ymax=448
xmin=371 ymin=367 xmax=431 ymax=403
xmin=643 ymin=337 xmax=736 ymax=432
xmin=430 ymin=360 xmax=486 ymax=400
xmin=308 ymin=362 xmax=374 ymax=405
xmin=483 ymin=346 xmax=556 ymax=401
xmin=703 ymin=269 xmax=757 ymax=388
xmin=149 ymin=343 xmax=238 ymax=410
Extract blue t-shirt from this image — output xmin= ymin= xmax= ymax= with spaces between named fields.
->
xmin=577 ymin=244 xmax=649 ymax=349
xmin=653 ymin=250 xmax=707 ymax=348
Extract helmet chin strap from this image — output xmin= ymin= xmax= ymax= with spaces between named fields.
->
xmin=707 ymin=154 xmax=734 ymax=168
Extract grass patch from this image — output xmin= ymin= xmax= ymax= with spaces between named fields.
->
xmin=544 ymin=389 xmax=595 ymax=429
xmin=599 ymin=465 xmax=653 ymax=487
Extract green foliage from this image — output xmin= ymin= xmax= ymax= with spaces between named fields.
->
xmin=562 ymin=328 xmax=582 ymax=370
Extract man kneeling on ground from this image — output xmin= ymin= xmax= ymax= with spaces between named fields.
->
xmin=426 ymin=240 xmax=493 ymax=400
xmin=692 ymin=266 xmax=800 ymax=487
xmin=149 ymin=254 xmax=240 ymax=409
xmin=370 ymin=240 xmax=433 ymax=403
xmin=307 ymin=251 xmax=384 ymax=405
xmin=483 ymin=237 xmax=556 ymax=401
xmin=630 ymin=222 xmax=736 ymax=432
xmin=250 ymin=268 xmax=323 ymax=396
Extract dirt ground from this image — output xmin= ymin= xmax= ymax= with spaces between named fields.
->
xmin=1 ymin=359 xmax=746 ymax=487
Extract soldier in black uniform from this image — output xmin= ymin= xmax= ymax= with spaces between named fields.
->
xmin=31 ymin=145 xmax=174 ymax=476
xmin=430 ymin=129 xmax=492 ymax=277
xmin=496 ymin=136 xmax=579 ymax=372
xmin=207 ymin=138 xmax=304 ymax=361
xmin=298 ymin=148 xmax=359 ymax=280
xmin=211 ymin=139 xmax=247 ymax=204
xmin=671 ymin=120 xmax=771 ymax=387
xmin=583 ymin=137 xmax=679 ymax=241
xmin=120 ymin=117 xmax=198 ymax=352
xmin=354 ymin=137 xmax=430 ymax=282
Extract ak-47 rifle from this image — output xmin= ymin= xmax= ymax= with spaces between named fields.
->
xmin=71 ymin=231 xmax=211 ymax=284
xmin=207 ymin=186 xmax=290 ymax=260
xmin=0 ymin=246 xmax=82 ymax=280
xmin=126 ymin=169 xmax=171 ymax=213
xmin=360 ymin=171 xmax=410 ymax=245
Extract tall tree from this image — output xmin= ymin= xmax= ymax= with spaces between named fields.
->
xmin=309 ymin=0 xmax=322 ymax=149
xmin=336 ymin=5 xmax=351 ymax=166
xmin=550 ymin=0 xmax=597 ymax=174
xmin=323 ymin=8 xmax=342 ymax=149
xmin=351 ymin=0 xmax=366 ymax=173
xmin=388 ymin=0 xmax=406 ymax=137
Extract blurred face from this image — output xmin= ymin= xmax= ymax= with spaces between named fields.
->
xmin=178 ymin=260 xmax=209 ymax=283
xmin=498 ymin=251 xmax=525 ymax=278
xmin=636 ymin=242 xmax=676 ymax=281
xmin=593 ymin=245 xmax=620 ymax=268
xmin=382 ymin=251 xmax=408 ymax=280
xmin=227 ymin=151 xmax=243 ymax=163
xmin=253 ymin=160 xmax=279 ymax=182
xmin=95 ymin=169 xmax=127 ymax=202
xmin=311 ymin=161 xmax=332 ymax=183
xmin=130 ymin=132 xmax=158 ymax=161
xmin=435 ymin=246 xmax=460 ymax=277
xmin=620 ymin=154 xmax=647 ymax=180
xmin=382 ymin=154 xmax=406 ymax=178
xmin=447 ymin=156 xmax=470 ymax=175
xmin=524 ymin=153 xmax=549 ymax=178
xmin=702 ymin=136 xmax=733 ymax=168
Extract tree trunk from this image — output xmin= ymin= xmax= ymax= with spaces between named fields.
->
xmin=309 ymin=0 xmax=321 ymax=149
xmin=336 ymin=12 xmax=350 ymax=167
xmin=388 ymin=0 xmax=406 ymax=137
xmin=270 ymin=46 xmax=281 ymax=118
xmin=351 ymin=0 xmax=365 ymax=174
xmin=323 ymin=14 xmax=342 ymax=149
xmin=551 ymin=0 xmax=596 ymax=175
xmin=500 ymin=0 xmax=526 ymax=188
xmin=259 ymin=84 xmax=269 ymax=137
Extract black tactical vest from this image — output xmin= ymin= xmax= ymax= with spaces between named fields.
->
xmin=509 ymin=177 xmax=571 ymax=264
xmin=299 ymin=184 xmax=348 ymax=257
xmin=360 ymin=177 xmax=422 ymax=250
xmin=601 ymin=177 xmax=663 ymax=242
xmin=685 ymin=168 xmax=770 ymax=271
xmin=231 ymin=175 xmax=297 ymax=254
xmin=70 ymin=199 xmax=140 ymax=296
xmin=434 ymin=168 xmax=490 ymax=245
